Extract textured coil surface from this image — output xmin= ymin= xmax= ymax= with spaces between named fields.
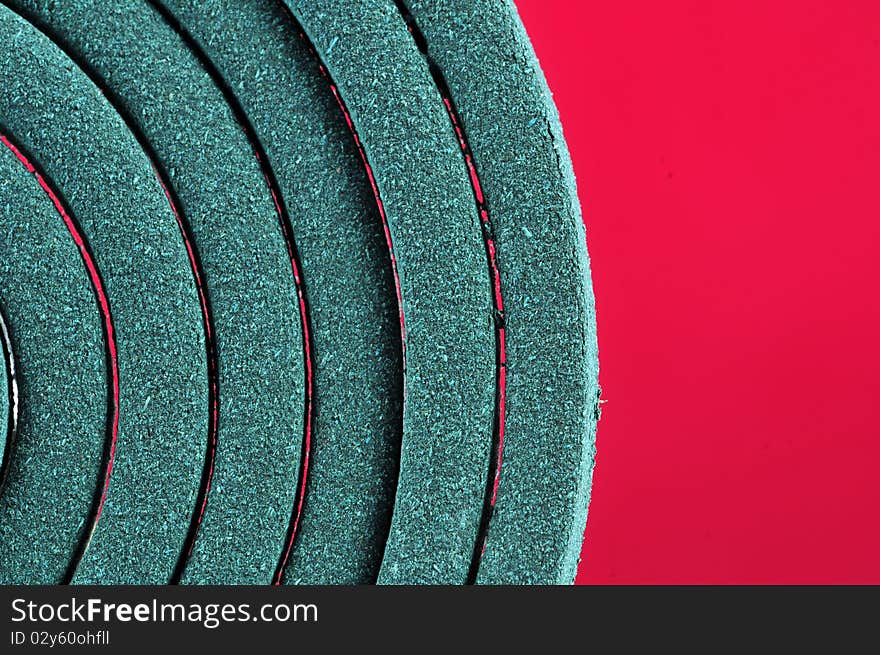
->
xmin=0 ymin=0 xmax=598 ymax=585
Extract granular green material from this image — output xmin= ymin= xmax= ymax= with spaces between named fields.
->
xmin=156 ymin=0 xmax=403 ymax=584
xmin=0 ymin=136 xmax=107 ymax=584
xmin=0 ymin=5 xmax=208 ymax=584
xmin=401 ymin=0 xmax=600 ymax=584
xmin=285 ymin=0 xmax=496 ymax=584
xmin=0 ymin=0 xmax=599 ymax=586
xmin=9 ymin=0 xmax=309 ymax=584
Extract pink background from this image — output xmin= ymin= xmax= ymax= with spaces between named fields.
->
xmin=516 ymin=0 xmax=880 ymax=583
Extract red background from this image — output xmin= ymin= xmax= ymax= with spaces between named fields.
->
xmin=515 ymin=0 xmax=880 ymax=583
